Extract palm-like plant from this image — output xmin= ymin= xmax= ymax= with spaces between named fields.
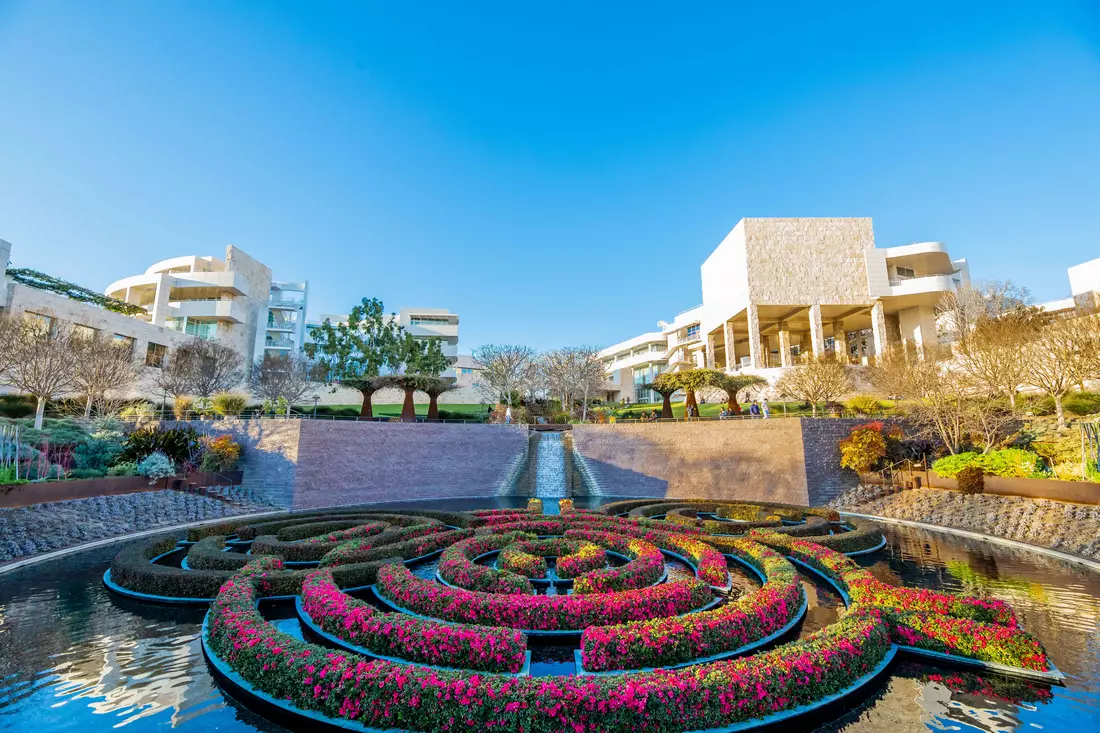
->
xmin=645 ymin=373 xmax=680 ymax=419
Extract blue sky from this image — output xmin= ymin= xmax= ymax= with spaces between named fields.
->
xmin=1 ymin=1 xmax=1098 ymax=352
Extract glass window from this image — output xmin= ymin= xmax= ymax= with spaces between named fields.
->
xmin=460 ymin=367 xmax=474 ymax=374
xmin=72 ymin=324 xmax=97 ymax=340
xmin=685 ymin=324 xmax=700 ymax=340
xmin=896 ymin=266 xmax=916 ymax=279
xmin=145 ymin=342 xmax=167 ymax=368
xmin=113 ymin=334 xmax=135 ymax=357
xmin=22 ymin=311 xmax=52 ymax=334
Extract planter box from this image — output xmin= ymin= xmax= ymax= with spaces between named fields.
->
xmin=890 ymin=469 xmax=1100 ymax=506
xmin=0 ymin=470 xmax=244 ymax=509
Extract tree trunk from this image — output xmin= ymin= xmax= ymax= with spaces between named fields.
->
xmin=685 ymin=389 xmax=698 ymax=414
xmin=358 ymin=388 xmax=376 ymax=418
xmin=84 ymin=395 xmax=93 ymax=419
xmin=1055 ymin=393 xmax=1066 ymax=430
xmin=582 ymin=384 xmax=590 ymax=423
xmin=661 ymin=393 xmax=673 ymax=419
xmin=401 ymin=386 xmax=417 ymax=420
xmin=34 ymin=397 xmax=46 ymax=430
xmin=427 ymin=394 xmax=440 ymax=421
xmin=1007 ymin=391 xmax=1016 ymax=409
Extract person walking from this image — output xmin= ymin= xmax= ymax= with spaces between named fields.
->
xmin=505 ymin=405 xmax=513 ymax=424
xmin=762 ymin=398 xmax=771 ymax=419
xmin=749 ymin=401 xmax=761 ymax=418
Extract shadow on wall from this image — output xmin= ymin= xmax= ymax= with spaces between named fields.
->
xmin=571 ymin=421 xmax=811 ymax=505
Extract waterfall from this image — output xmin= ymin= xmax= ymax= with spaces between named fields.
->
xmin=533 ymin=431 xmax=568 ymax=499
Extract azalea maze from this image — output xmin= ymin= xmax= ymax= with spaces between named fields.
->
xmin=103 ymin=499 xmax=1062 ymax=732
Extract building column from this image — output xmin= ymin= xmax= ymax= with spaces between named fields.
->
xmin=706 ymin=334 xmax=716 ymax=369
xmin=831 ymin=320 xmax=846 ymax=363
xmin=747 ymin=303 xmax=763 ymax=369
xmin=808 ymin=303 xmax=825 ymax=357
xmin=870 ymin=301 xmax=888 ymax=360
xmin=723 ymin=320 xmax=736 ymax=371
xmin=777 ymin=324 xmax=793 ymax=367
xmin=150 ymin=274 xmax=171 ymax=326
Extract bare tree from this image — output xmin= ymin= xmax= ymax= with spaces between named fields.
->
xmin=954 ymin=308 xmax=1040 ymax=408
xmin=186 ymin=340 xmax=245 ymax=398
xmin=539 ymin=346 xmax=606 ymax=420
xmin=471 ymin=344 xmax=538 ymax=407
xmin=774 ymin=355 xmax=853 ymax=416
xmin=71 ymin=334 xmax=141 ymax=417
xmin=936 ymin=279 xmax=1032 ymax=346
xmin=154 ymin=346 xmax=195 ymax=400
xmin=249 ymin=352 xmax=318 ymax=415
xmin=868 ymin=346 xmax=1015 ymax=453
xmin=1024 ymin=316 xmax=1092 ymax=429
xmin=0 ymin=313 xmax=18 ymax=378
xmin=5 ymin=320 xmax=79 ymax=429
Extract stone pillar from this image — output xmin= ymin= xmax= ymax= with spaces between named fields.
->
xmin=723 ymin=320 xmax=736 ymax=371
xmin=831 ymin=320 xmax=846 ymax=363
xmin=747 ymin=304 xmax=763 ymax=369
xmin=150 ymin=274 xmax=172 ymax=326
xmin=706 ymin=334 xmax=716 ymax=369
xmin=777 ymin=322 xmax=793 ymax=367
xmin=808 ymin=303 xmax=825 ymax=357
xmin=870 ymin=301 xmax=888 ymax=360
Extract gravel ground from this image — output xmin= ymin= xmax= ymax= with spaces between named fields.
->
xmin=0 ymin=490 xmax=276 ymax=564
xmin=831 ymin=485 xmax=1100 ymax=561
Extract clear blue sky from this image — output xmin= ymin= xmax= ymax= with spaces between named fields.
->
xmin=1 ymin=1 xmax=1098 ymax=351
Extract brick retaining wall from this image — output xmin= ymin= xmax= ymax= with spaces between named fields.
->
xmin=571 ymin=420 xmax=811 ymax=504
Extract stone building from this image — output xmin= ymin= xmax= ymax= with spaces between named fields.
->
xmin=602 ymin=218 xmax=970 ymax=402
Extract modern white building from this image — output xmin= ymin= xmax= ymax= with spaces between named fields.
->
xmin=601 ymin=218 xmax=971 ymax=402
xmin=1039 ymin=257 xmax=1100 ymax=314
xmin=104 ymin=247 xmax=309 ymax=364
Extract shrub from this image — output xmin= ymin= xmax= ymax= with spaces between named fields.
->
xmin=107 ymin=461 xmax=139 ymax=476
xmin=0 ymin=465 xmax=29 ymax=485
xmin=137 ymin=451 xmax=176 ymax=480
xmin=120 ymin=401 xmax=157 ymax=419
xmin=838 ymin=425 xmax=888 ymax=473
xmin=212 ymin=392 xmax=247 ymax=417
xmin=69 ymin=468 xmax=106 ymax=479
xmin=977 ymin=448 xmax=1043 ymax=478
xmin=932 ymin=452 xmax=980 ymax=478
xmin=1064 ymin=391 xmax=1100 ymax=416
xmin=73 ymin=437 xmax=123 ymax=471
xmin=173 ymin=396 xmax=194 ymax=420
xmin=122 ymin=426 xmax=201 ymax=464
xmin=845 ymin=395 xmax=883 ymax=415
xmin=200 ymin=434 xmax=241 ymax=471
xmin=957 ymin=466 xmax=985 ymax=494
xmin=0 ymin=395 xmax=36 ymax=418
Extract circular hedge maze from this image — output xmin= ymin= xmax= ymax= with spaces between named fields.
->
xmin=104 ymin=499 xmax=1063 ymax=732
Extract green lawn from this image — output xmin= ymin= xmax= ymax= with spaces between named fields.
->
xmin=302 ymin=403 xmax=490 ymax=419
xmin=608 ymin=400 xmax=818 ymax=419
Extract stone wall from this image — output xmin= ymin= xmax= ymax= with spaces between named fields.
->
xmin=800 ymin=418 xmax=863 ymax=504
xmin=185 ymin=420 xmax=528 ymax=509
xmin=571 ymin=420 xmax=811 ymax=504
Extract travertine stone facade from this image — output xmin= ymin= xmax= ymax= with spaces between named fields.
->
xmin=741 ymin=218 xmax=876 ymax=306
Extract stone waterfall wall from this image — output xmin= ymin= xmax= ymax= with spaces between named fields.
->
xmin=571 ymin=419 xmax=860 ymax=506
xmin=185 ymin=420 xmax=529 ymax=509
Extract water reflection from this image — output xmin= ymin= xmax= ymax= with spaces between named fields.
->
xmin=0 ymin=515 xmax=1097 ymax=733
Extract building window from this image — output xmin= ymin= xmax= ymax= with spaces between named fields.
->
xmin=72 ymin=324 xmax=97 ymax=340
xmin=685 ymin=324 xmax=700 ymax=340
xmin=410 ymin=316 xmax=451 ymax=326
xmin=113 ymin=334 xmax=135 ymax=357
xmin=23 ymin=311 xmax=53 ymax=334
xmin=896 ymin=266 xmax=916 ymax=279
xmin=146 ymin=342 xmax=167 ymax=368
xmin=460 ymin=367 xmax=474 ymax=375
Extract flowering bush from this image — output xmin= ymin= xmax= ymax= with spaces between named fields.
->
xmin=437 ymin=533 xmax=537 ymax=594
xmin=527 ymin=498 xmax=543 ymax=513
xmin=891 ymin=612 xmax=1048 ymax=670
xmin=553 ymin=540 xmax=605 ymax=579
xmin=201 ymin=433 xmax=242 ymax=471
xmin=498 ymin=547 xmax=548 ymax=579
xmin=207 ymin=565 xmax=894 ymax=733
xmin=558 ymin=498 xmax=575 ymax=513
xmin=319 ymin=527 xmax=468 ymax=567
xmin=302 ymin=521 xmax=386 ymax=545
xmin=300 ymin=571 xmax=527 ymax=673
xmin=375 ymin=563 xmax=713 ymax=631
xmin=564 ymin=530 xmax=665 ymax=593
xmin=581 ymin=539 xmax=803 ymax=671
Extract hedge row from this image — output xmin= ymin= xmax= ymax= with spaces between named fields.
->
xmin=300 ymin=570 xmax=528 ymax=673
xmin=207 ymin=563 xmax=894 ymax=732
xmin=563 ymin=529 xmax=665 ymax=594
xmin=437 ymin=532 xmax=537 ymax=593
xmin=186 ymin=536 xmax=254 ymax=571
xmin=580 ymin=538 xmax=803 ymax=671
xmin=252 ymin=522 xmax=447 ymax=562
xmin=319 ymin=528 xmax=475 ymax=567
xmin=109 ymin=536 xmax=398 ymax=599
